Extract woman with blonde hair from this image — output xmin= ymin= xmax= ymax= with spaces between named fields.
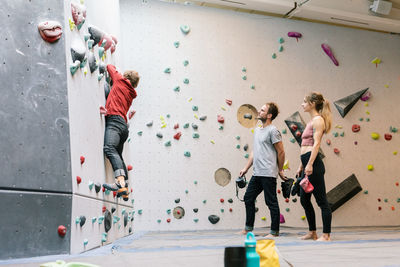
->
xmin=296 ymin=92 xmax=332 ymax=241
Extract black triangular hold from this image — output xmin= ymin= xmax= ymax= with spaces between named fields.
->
xmin=79 ymin=216 xmax=86 ymax=227
xmin=334 ymin=88 xmax=369 ymax=118
xmin=208 ymin=215 xmax=220 ymax=224
xmin=94 ymin=182 xmax=101 ymax=193
xmin=123 ymin=213 xmax=128 ymax=227
xmin=327 ymin=174 xmax=362 ymax=212
xmin=284 ymin=111 xmax=306 ymax=146
xmin=104 ymin=210 xmax=112 ymax=233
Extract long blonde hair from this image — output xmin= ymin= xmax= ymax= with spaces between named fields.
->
xmin=306 ymin=92 xmax=332 ymax=133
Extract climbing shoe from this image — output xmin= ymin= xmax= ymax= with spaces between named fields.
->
xmin=103 ymin=182 xmax=122 ymax=191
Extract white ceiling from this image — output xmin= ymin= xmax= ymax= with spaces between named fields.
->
xmin=171 ymin=0 xmax=400 ymax=33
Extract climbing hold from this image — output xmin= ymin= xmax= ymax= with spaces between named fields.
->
xmin=217 ymin=115 xmax=224 ymax=123
xmin=244 ymin=154 xmax=249 ymax=159
xmin=183 ymin=78 xmax=189 ymax=84
xmin=156 ymin=132 xmax=163 ymax=138
xmin=193 ymin=219 xmax=199 ymax=223
xmin=290 ymin=124 xmax=298 ymax=131
xmin=285 ymin=208 xmax=290 ymax=212
xmin=68 ymin=18 xmax=76 ymax=31
xmin=174 ymin=123 xmax=179 ymax=129
xmin=390 ymin=126 xmax=398 ymax=133
xmin=94 ymin=183 xmax=101 ymax=193
xmin=279 ymin=45 xmax=284 ymax=52
xmin=321 ymin=43 xmax=339 ymax=66
xmin=396 ymin=182 xmax=399 ymax=186
xmin=199 ymin=115 xmax=207 ymax=121
xmin=138 ymin=209 xmax=143 ymax=215
xmin=290 ymin=138 xmax=296 ymax=143
xmin=220 ymin=198 xmax=224 ymax=203
xmin=226 ymin=99 xmax=232 ymax=106
xmin=164 ymin=67 xmax=171 ymax=74
xmin=71 ymin=2 xmax=86 ymax=30
xmin=101 ymin=233 xmax=107 ymax=243
xmin=166 ymin=209 xmax=171 ymax=214
xmin=180 ymin=25 xmax=190 ymax=34
xmin=282 ymin=129 xmax=287 ymax=134
xmin=384 ymin=198 xmax=388 ymax=203
xmin=79 ymin=216 xmax=86 ymax=227
xmin=227 ymin=198 xmax=233 ymax=204
xmin=334 ymin=88 xmax=369 ymax=118
xmin=371 ymin=132 xmax=380 ymax=140
xmin=167 ymin=218 xmax=171 ymax=223
xmin=194 ymin=180 xmax=198 ymax=185
xmin=236 ymin=144 xmax=240 ymax=149
xmin=175 ymin=198 xmax=180 ymax=204
xmin=301 ymin=216 xmax=306 ymax=220
xmin=75 ymin=217 xmax=81 ymax=225
xmin=280 ymin=214 xmax=285 ymax=223
xmin=208 ymin=215 xmax=220 ymax=224
xmin=124 ymin=213 xmax=128 ymax=227
xmin=97 ymin=74 xmax=104 ymax=81
xmin=378 ymin=207 xmax=382 ymax=211
xmin=80 ymin=156 xmax=85 ymax=165
xmin=192 ymin=106 xmax=198 ymax=111
xmin=87 ymin=39 xmax=95 ymax=49
xmin=283 ymin=160 xmax=290 ymax=170
xmin=295 ymin=131 xmax=302 ymax=137
xmin=244 ymin=113 xmax=252 ymax=120
xmin=352 ymin=124 xmax=361 ymax=133
xmin=173 ymin=132 xmax=182 ymax=140
xmin=384 ymin=133 xmax=392 ymax=141
xmin=184 ymin=151 xmax=191 ymax=157
xmin=287 ymin=31 xmax=302 ymax=41
xmin=277 ymin=189 xmax=281 ymax=194
xmin=183 ymin=60 xmax=189 ymax=66
xmin=111 ymin=207 xmax=116 ymax=214
xmin=210 ymin=140 xmax=215 ymax=144
xmin=367 ymin=165 xmax=374 ymax=171
xmin=164 ymin=141 xmax=172 ymax=147
xmin=292 ymin=198 xmax=297 ymax=202
xmin=243 ymin=144 xmax=249 ymax=151
xmin=92 ymin=217 xmax=97 ymax=224
xmin=174 ymin=41 xmax=180 ymax=48
xmin=220 ymin=209 xmax=224 ymax=213
xmin=285 ymin=198 xmax=289 ymax=203
xmin=366 ymin=118 xmax=370 ymax=122
xmin=38 ymin=21 xmax=63 ymax=43
xmin=272 ymin=53 xmax=277 ymax=59
xmin=88 ymin=181 xmax=94 ymax=190
xmin=76 ymin=176 xmax=82 ymax=184
xmin=334 ymin=148 xmax=340 ymax=154
xmin=192 ymin=133 xmax=200 ymax=138
xmin=98 ymin=47 xmax=104 ymax=59
xmin=70 ymin=61 xmax=80 ymax=76
xmin=242 ymin=75 xmax=247 ymax=80
xmin=98 ymin=216 xmax=104 ymax=224
xmin=251 ymin=85 xmax=255 ymax=89
xmin=364 ymin=190 xmax=368 ymax=194
xmin=88 ymin=52 xmax=98 ymax=73
xmin=58 ymin=225 xmax=67 ymax=237
xmin=183 ymin=123 xmax=189 ymax=128
xmin=333 ymin=132 xmax=339 ymax=137
xmin=173 ymin=86 xmax=180 ymax=92
xmin=340 ymin=132 xmax=345 ymax=137
xmin=242 ymin=67 xmax=247 ymax=72
xmin=371 ymin=57 xmax=381 ymax=67
xmin=203 ymin=200 xmax=207 ymax=204
xmin=393 ymin=151 xmax=397 ymax=155
xmin=191 ymin=124 xmax=198 ymax=130
xmin=221 ymin=106 xmax=226 ymax=111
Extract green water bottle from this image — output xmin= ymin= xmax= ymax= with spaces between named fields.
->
xmin=245 ymin=232 xmax=260 ymax=267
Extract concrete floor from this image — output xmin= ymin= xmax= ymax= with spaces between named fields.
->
xmin=1 ymin=226 xmax=400 ymax=267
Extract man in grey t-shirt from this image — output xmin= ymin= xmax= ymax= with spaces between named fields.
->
xmin=239 ymin=102 xmax=286 ymax=237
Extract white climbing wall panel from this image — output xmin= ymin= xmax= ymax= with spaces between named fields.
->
xmin=121 ymin=0 xmax=400 ymax=231
xmin=65 ymin=0 xmax=134 ymax=253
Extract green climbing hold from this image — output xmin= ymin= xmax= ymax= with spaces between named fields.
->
xmin=183 ymin=123 xmax=189 ymax=128
xmin=157 ymin=219 xmax=161 ymax=223
xmin=199 ymin=115 xmax=207 ymax=121
xmin=98 ymin=74 xmax=104 ymax=81
xmin=98 ymin=47 xmax=104 ymax=58
xmin=220 ymin=209 xmax=224 ymax=213
xmin=92 ymin=217 xmax=97 ymax=223
xmin=105 ymin=189 xmax=110 ymax=195
xmin=228 ymin=198 xmax=233 ymax=203
xmin=242 ymin=67 xmax=247 ymax=72
xmin=121 ymin=209 xmax=126 ymax=214
xmin=244 ymin=153 xmax=249 ymax=159
xmin=333 ymin=132 xmax=339 ymax=137
xmin=88 ymin=181 xmax=94 ymax=190
xmin=167 ymin=114 xmax=170 ymax=118
xmin=98 ymin=216 xmax=104 ymax=224
xmin=174 ymin=86 xmax=180 ymax=92
xmin=185 ymin=189 xmax=189 ymax=194
xmin=174 ymin=41 xmax=180 ymax=48
xmin=203 ymin=200 xmax=207 ymax=204
xmin=236 ymin=144 xmax=240 ymax=149
xmin=164 ymin=68 xmax=171 ymax=74
xmin=279 ymin=45 xmax=284 ymax=52
xmin=180 ymin=25 xmax=190 ymax=34
xmin=390 ymin=126 xmax=398 ymax=133
xmin=84 ymin=34 xmax=90 ymax=42
xmin=164 ymin=141 xmax=171 ymax=147
xmin=366 ymin=118 xmax=370 ymax=122
xmin=184 ymin=151 xmax=191 ymax=157
xmin=75 ymin=217 xmax=80 ymax=224
xmin=70 ymin=61 xmax=80 ymax=76
xmin=194 ymin=180 xmax=198 ymax=185
xmin=359 ymin=118 xmax=364 ymax=121
xmin=156 ymin=132 xmax=163 ymax=138
xmin=364 ymin=190 xmax=368 ymax=194
xmin=242 ymin=75 xmax=247 ymax=80
xmin=192 ymin=106 xmax=198 ymax=111
xmin=272 ymin=53 xmax=277 ymax=59
xmin=183 ymin=78 xmax=189 ymax=84
xmin=83 ymin=239 xmax=88 ymax=246
xmin=397 ymin=198 xmax=400 ymax=203
xmin=193 ymin=219 xmax=199 ymax=222
xmin=251 ymin=85 xmax=255 ymax=89
xmin=279 ymin=37 xmax=284 ymax=44
xmin=340 ymin=132 xmax=345 ymax=137
xmin=166 ymin=209 xmax=171 ymax=214
xmin=183 ymin=60 xmax=189 ymax=66
xmin=87 ymin=39 xmax=94 ymax=49
xmin=138 ymin=209 xmax=143 ymax=215
xmin=80 ymin=58 xmax=87 ymax=68
xmin=282 ymin=129 xmax=287 ymax=134
xmin=137 ymin=131 xmax=143 ymax=136
xmin=127 ymin=138 xmax=131 ymax=143
xmin=192 ymin=133 xmax=200 ymax=138
xmin=290 ymin=138 xmax=295 ymax=143
xmin=285 ymin=208 xmax=290 ymax=212
xmin=219 ymin=125 xmax=224 ymax=130
xmin=384 ymin=199 xmax=388 ymax=203
xmin=236 ymin=136 xmax=240 ymax=140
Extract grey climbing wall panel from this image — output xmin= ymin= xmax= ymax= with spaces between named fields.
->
xmin=0 ymin=1 xmax=71 ymax=192
xmin=0 ymin=190 xmax=72 ymax=259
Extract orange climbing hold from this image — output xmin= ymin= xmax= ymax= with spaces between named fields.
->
xmin=174 ymin=132 xmax=182 ymax=140
xmin=76 ymin=176 xmax=82 ymax=184
xmin=128 ymin=165 xmax=133 ymax=171
xmin=80 ymin=156 xmax=85 ymax=165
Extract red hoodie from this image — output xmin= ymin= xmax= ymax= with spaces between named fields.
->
xmin=105 ymin=64 xmax=137 ymax=122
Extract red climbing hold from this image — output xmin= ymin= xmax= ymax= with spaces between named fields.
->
xmin=131 ymin=188 xmax=133 ymax=192
xmin=129 ymin=110 xmax=136 ymax=120
xmin=174 ymin=132 xmax=182 ymax=140
xmin=174 ymin=123 xmax=179 ymax=129
xmin=295 ymin=131 xmax=301 ymax=137
xmin=396 ymin=182 xmax=399 ymax=186
xmin=102 ymin=206 xmax=106 ymax=213
xmin=217 ymin=115 xmax=224 ymax=123
xmin=384 ymin=133 xmax=392 ymax=141
xmin=76 ymin=176 xmax=82 ymax=184
xmin=285 ymin=198 xmax=289 ymax=203
xmin=58 ymin=225 xmax=67 ymax=237
xmin=220 ymin=198 xmax=224 ymax=203
xmin=377 ymin=198 xmax=381 ymax=202
xmin=167 ymin=218 xmax=171 ymax=223
xmin=229 ymin=208 xmax=233 ymax=212
xmin=128 ymin=165 xmax=133 ymax=171
xmin=378 ymin=207 xmax=382 ymax=210
xmin=352 ymin=124 xmax=360 ymax=133
xmin=80 ymin=156 xmax=85 ymax=165
xmin=290 ymin=124 xmax=297 ymax=131
xmin=113 ymin=191 xmax=117 ymax=197
xmin=225 ymin=99 xmax=232 ymax=106
xmin=277 ymin=189 xmax=281 ymax=194
xmin=102 ymin=186 xmax=106 ymax=192
xmin=392 ymin=206 xmax=395 ymax=211
xmin=334 ymin=148 xmax=340 ymax=154
xmin=177 ymin=211 xmax=181 ymax=215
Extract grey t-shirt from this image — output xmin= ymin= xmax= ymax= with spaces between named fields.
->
xmin=253 ymin=125 xmax=282 ymax=178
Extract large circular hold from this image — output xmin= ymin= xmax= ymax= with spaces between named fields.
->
xmin=214 ymin=168 xmax=231 ymax=187
xmin=237 ymin=104 xmax=258 ymax=128
xmin=173 ymin=206 xmax=185 ymax=219
xmin=208 ymin=215 xmax=220 ymax=224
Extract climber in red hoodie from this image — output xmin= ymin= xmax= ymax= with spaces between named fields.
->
xmin=102 ymin=64 xmax=139 ymax=201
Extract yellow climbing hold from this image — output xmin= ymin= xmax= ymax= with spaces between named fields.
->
xmin=261 ymin=217 xmax=266 ymax=221
xmin=161 ymin=124 xmax=167 ymax=128
xmin=367 ymin=165 xmax=374 ymax=171
xmin=394 ymin=151 xmax=398 ymax=155
xmin=335 ymin=125 xmax=343 ymax=129
xmin=188 ymin=97 xmax=192 ymax=102
xmin=301 ymin=216 xmax=306 ymax=220
xmin=194 ymin=114 xmax=198 ymax=119
xmin=69 ymin=18 xmax=76 ymax=31
xmin=251 ymin=129 xmax=254 ymax=133
xmin=210 ymin=140 xmax=215 ymax=144
xmin=371 ymin=132 xmax=380 ymax=140
xmin=384 ymin=84 xmax=389 ymax=88
xmin=160 ymin=115 xmax=165 ymax=120
xmin=366 ymin=111 xmax=370 ymax=115
xmin=364 ymin=103 xmax=369 ymax=107
xmin=83 ymin=67 xmax=87 ymax=75
xmin=283 ymin=160 xmax=290 ymax=170
xmin=371 ymin=57 xmax=381 ymax=65
xmin=221 ymin=106 xmax=226 ymax=111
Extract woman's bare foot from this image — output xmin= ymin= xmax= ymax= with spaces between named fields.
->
xmin=316 ymin=234 xmax=331 ymax=241
xmin=299 ymin=231 xmax=317 ymax=240
xmin=264 ymin=234 xmax=279 ymax=238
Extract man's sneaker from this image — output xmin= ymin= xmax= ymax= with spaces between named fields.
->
xmin=103 ymin=182 xmax=122 ymax=192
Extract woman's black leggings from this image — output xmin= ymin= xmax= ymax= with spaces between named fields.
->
xmin=300 ymin=152 xmax=332 ymax=234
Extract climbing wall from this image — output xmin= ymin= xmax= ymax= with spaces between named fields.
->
xmin=0 ymin=0 xmax=72 ymax=259
xmin=63 ymin=0 xmax=134 ymax=254
xmin=120 ymin=0 xmax=400 ymax=231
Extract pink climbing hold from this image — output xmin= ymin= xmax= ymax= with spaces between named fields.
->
xmin=280 ymin=214 xmax=285 ymax=223
xmin=167 ymin=218 xmax=171 ymax=223
xmin=288 ymin=32 xmax=302 ymax=41
xmin=76 ymin=176 xmax=82 ymax=184
xmin=321 ymin=43 xmax=339 ymax=66
xmin=174 ymin=132 xmax=182 ymax=140
xmin=360 ymin=91 xmax=371 ymax=101
xmin=38 ymin=21 xmax=63 ymax=43
xmin=71 ymin=2 xmax=86 ymax=30
xmin=225 ymin=99 xmax=232 ymax=106
xmin=100 ymin=106 xmax=107 ymax=115
xmin=217 ymin=115 xmax=224 ymax=123
xmin=58 ymin=225 xmax=67 ymax=237
xmin=334 ymin=148 xmax=340 ymax=154
xmin=129 ymin=110 xmax=136 ymax=120
xmin=326 ymin=139 xmax=331 ymax=145
xmin=80 ymin=156 xmax=85 ymax=165
xmin=127 ymin=165 xmax=133 ymax=171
